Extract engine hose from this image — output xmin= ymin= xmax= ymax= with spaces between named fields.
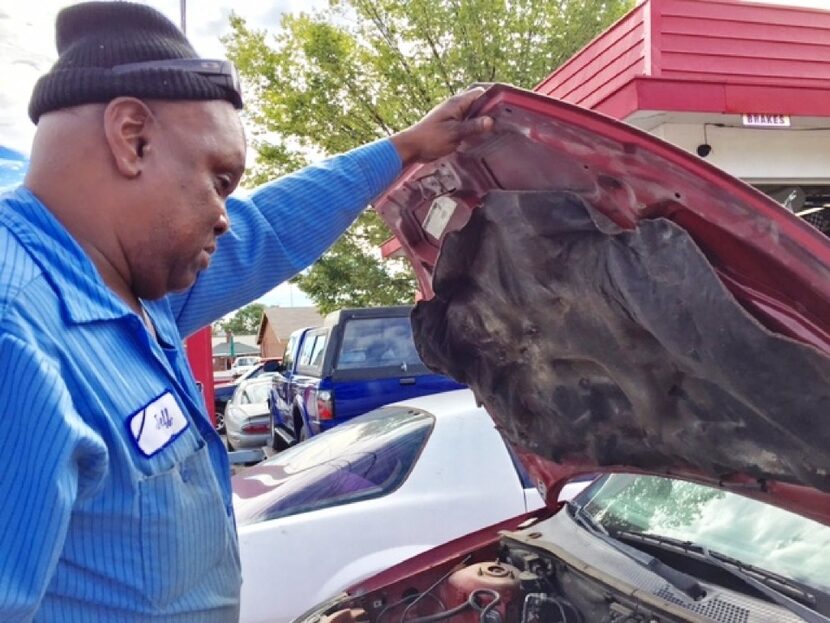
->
xmin=474 ymin=590 xmax=502 ymax=623
xmin=405 ymin=600 xmax=471 ymax=623
xmin=407 ymin=589 xmax=502 ymax=623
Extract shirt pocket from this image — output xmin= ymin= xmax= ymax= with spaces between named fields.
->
xmin=139 ymin=441 xmax=233 ymax=606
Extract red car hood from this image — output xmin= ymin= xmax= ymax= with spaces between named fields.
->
xmin=377 ymin=84 xmax=830 ymax=525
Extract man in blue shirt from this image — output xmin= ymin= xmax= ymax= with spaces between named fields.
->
xmin=0 ymin=2 xmax=492 ymax=621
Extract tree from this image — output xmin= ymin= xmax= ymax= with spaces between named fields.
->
xmin=220 ymin=303 xmax=266 ymax=334
xmin=223 ymin=0 xmax=633 ymax=312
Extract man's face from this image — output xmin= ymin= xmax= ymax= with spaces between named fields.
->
xmin=125 ymin=100 xmax=246 ymax=300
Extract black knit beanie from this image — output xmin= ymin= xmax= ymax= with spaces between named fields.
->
xmin=28 ymin=1 xmax=243 ymax=123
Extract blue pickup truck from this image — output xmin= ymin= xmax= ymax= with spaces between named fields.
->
xmin=268 ymin=306 xmax=463 ymax=448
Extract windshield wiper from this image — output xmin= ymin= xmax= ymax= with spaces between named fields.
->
xmin=616 ymin=530 xmax=829 ymax=623
xmin=566 ymin=501 xmax=706 ymax=601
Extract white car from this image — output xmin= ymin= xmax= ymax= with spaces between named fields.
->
xmin=224 ymin=376 xmax=275 ymax=451
xmin=232 ymin=389 xmax=546 ymax=623
xmin=231 ymin=356 xmax=261 ymax=378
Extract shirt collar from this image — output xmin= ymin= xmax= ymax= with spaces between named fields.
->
xmin=4 ymin=187 xmax=135 ymax=324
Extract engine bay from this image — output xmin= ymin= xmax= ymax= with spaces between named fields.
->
xmin=315 ymin=556 xmax=674 ymax=623
xmin=312 ymin=506 xmax=816 ymax=623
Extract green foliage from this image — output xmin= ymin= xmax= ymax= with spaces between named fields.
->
xmin=223 ymin=0 xmax=633 ymax=309
xmin=290 ymin=237 xmax=416 ymax=314
xmin=220 ymin=303 xmax=267 ymax=335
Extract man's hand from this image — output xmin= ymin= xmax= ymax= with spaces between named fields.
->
xmin=391 ymin=87 xmax=493 ymax=167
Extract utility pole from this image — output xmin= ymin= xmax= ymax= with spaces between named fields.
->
xmin=179 ymin=0 xmax=186 ymax=34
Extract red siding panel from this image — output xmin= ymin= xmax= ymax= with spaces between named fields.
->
xmin=544 ymin=21 xmax=646 ymax=102
xmin=657 ymin=70 xmax=830 ymax=90
xmin=657 ymin=0 xmax=830 ymax=88
xmin=636 ymin=78 xmax=830 ymax=117
xmin=590 ymin=81 xmax=644 ymax=119
xmin=663 ymin=0 xmax=830 ymax=29
xmin=723 ymin=83 xmax=830 ymax=115
xmin=661 ymin=16 xmax=830 ymax=49
xmin=662 ymin=33 xmax=830 ymax=64
xmin=662 ymin=52 xmax=830 ymax=81
xmin=536 ymin=2 xmax=648 ymax=103
xmin=535 ymin=0 xmax=830 ymax=115
xmin=637 ymin=78 xmax=727 ymax=112
xmin=567 ymin=57 xmax=647 ymax=108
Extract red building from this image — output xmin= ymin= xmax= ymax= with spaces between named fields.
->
xmin=537 ymin=0 xmax=830 ymax=121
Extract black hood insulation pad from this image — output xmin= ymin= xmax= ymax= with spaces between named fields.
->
xmin=412 ymin=191 xmax=830 ymax=492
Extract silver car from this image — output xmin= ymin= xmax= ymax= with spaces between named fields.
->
xmin=224 ymin=376 xmax=275 ymax=451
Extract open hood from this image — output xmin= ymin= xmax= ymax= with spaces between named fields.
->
xmin=376 ymin=85 xmax=830 ymax=525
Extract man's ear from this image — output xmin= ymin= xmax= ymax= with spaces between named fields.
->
xmin=103 ymin=97 xmax=154 ymax=178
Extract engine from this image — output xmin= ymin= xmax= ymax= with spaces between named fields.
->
xmin=319 ymin=547 xmax=597 ymax=623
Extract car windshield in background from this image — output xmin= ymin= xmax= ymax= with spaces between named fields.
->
xmin=233 ymin=407 xmax=434 ymax=525
xmin=579 ymin=474 xmax=830 ymax=592
xmin=233 ymin=357 xmax=258 ymax=370
xmin=336 ymin=317 xmax=423 ymax=370
xmin=237 ymin=365 xmax=263 ymax=383
xmin=243 ymin=383 xmax=270 ymax=404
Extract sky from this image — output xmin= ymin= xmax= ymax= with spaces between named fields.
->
xmin=4 ymin=0 xmax=830 ymax=152
xmin=0 ymin=0 xmax=325 ymax=308
xmin=3 ymin=0 xmax=830 ymax=307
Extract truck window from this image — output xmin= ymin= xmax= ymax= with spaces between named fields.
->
xmin=297 ymin=329 xmax=329 ymax=375
xmin=298 ymin=333 xmax=317 ymax=367
xmin=281 ymin=334 xmax=297 ymax=371
xmin=336 ymin=317 xmax=423 ymax=370
xmin=309 ymin=334 xmax=327 ymax=368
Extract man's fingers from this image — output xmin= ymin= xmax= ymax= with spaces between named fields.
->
xmin=456 ymin=116 xmax=494 ymax=139
xmin=392 ymin=87 xmax=492 ymax=165
xmin=457 ymin=86 xmax=487 ymax=104
xmin=451 ymin=87 xmax=487 ymax=116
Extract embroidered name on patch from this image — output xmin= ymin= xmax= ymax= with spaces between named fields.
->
xmin=128 ymin=391 xmax=189 ymax=457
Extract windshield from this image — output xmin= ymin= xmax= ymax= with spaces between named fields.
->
xmin=237 ymin=364 xmax=262 ymax=382
xmin=233 ymin=407 xmax=434 ymax=525
xmin=579 ymin=474 xmax=830 ymax=592
xmin=336 ymin=317 xmax=423 ymax=370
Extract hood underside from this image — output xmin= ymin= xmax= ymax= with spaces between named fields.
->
xmin=412 ymin=190 xmax=830 ymax=496
xmin=376 ymin=85 xmax=830 ymax=522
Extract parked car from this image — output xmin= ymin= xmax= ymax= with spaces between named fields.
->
xmin=231 ymin=355 xmax=261 ymax=378
xmin=214 ymin=357 xmax=283 ymax=434
xmin=224 ymin=376 xmax=276 ymax=451
xmin=233 ymin=389 xmax=546 ymax=623
xmin=298 ymin=85 xmax=830 ymax=623
xmin=269 ymin=307 xmax=463 ymax=447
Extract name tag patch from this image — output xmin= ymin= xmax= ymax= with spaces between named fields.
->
xmin=128 ymin=391 xmax=189 ymax=457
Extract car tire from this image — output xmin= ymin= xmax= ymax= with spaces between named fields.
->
xmin=271 ymin=426 xmax=291 ymax=452
xmin=292 ymin=411 xmax=308 ymax=444
xmin=215 ymin=411 xmax=226 ymax=435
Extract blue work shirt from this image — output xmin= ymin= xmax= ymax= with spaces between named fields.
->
xmin=0 ymin=139 xmax=400 ymax=622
